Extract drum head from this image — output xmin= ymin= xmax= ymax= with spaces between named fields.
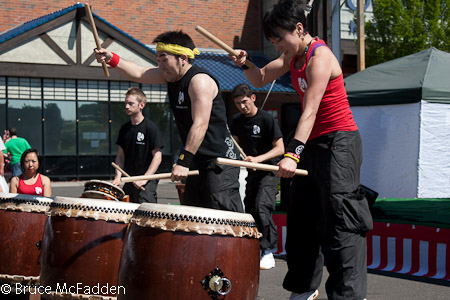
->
xmin=0 ymin=192 xmax=53 ymax=213
xmin=50 ymin=196 xmax=140 ymax=223
xmin=82 ymin=180 xmax=125 ymax=201
xmin=132 ymin=203 xmax=261 ymax=238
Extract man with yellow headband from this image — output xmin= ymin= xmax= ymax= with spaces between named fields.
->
xmin=95 ymin=31 xmax=243 ymax=212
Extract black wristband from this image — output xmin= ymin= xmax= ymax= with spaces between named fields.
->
xmin=286 ymin=139 xmax=305 ymax=156
xmin=241 ymin=53 xmax=252 ymax=70
xmin=177 ymin=149 xmax=194 ymax=168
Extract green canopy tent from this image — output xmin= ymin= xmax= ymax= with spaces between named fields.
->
xmin=344 ymin=48 xmax=450 ymax=198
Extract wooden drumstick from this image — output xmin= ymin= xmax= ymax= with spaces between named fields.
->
xmin=195 ymin=26 xmax=255 ymax=69
xmin=111 ymin=162 xmax=145 ymax=191
xmin=84 ymin=3 xmax=110 ymax=77
xmin=121 ymin=170 xmax=200 ymax=183
xmin=216 ymin=157 xmax=308 ymax=176
xmin=231 ymin=135 xmax=247 ymax=159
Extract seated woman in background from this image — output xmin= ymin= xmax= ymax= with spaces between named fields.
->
xmin=10 ymin=149 xmax=51 ymax=197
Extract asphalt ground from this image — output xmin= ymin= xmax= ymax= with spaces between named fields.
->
xmin=50 ymin=180 xmax=450 ymax=300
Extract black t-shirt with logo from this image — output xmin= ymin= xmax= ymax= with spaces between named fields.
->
xmin=167 ymin=65 xmax=238 ymax=162
xmin=116 ymin=118 xmax=164 ymax=176
xmin=230 ymin=109 xmax=283 ymax=166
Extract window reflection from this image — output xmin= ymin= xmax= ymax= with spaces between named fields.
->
xmin=0 ymin=99 xmax=5 ymax=132
xmin=2 ymin=78 xmax=176 ymax=178
xmin=7 ymin=99 xmax=42 ymax=152
xmin=110 ymin=102 xmax=128 ymax=155
xmin=44 ymin=101 xmax=76 ymax=155
xmin=78 ymin=101 xmax=109 ymax=155
xmin=143 ymin=103 xmax=173 ymax=156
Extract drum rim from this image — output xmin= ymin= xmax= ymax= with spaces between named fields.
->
xmin=0 ymin=192 xmax=53 ymax=203
xmin=130 ymin=203 xmax=261 ymax=239
xmin=85 ymin=180 xmax=125 ymax=194
xmin=52 ymin=196 xmax=139 ymax=210
xmin=81 ymin=190 xmax=121 ymax=201
xmin=0 ymin=192 xmax=53 ymax=212
xmin=136 ymin=203 xmax=256 ymax=222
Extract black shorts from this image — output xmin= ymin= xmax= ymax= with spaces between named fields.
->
xmin=183 ymin=159 xmax=243 ymax=213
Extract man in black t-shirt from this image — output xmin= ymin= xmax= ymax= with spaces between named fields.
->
xmin=96 ymin=31 xmax=242 ymax=212
xmin=230 ymin=83 xmax=284 ymax=270
xmin=113 ymin=87 xmax=164 ymax=203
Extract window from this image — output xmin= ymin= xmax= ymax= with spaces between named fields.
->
xmin=44 ymin=100 xmax=76 ymax=155
xmin=8 ymin=99 xmax=42 ymax=152
xmin=78 ymin=101 xmax=109 ymax=155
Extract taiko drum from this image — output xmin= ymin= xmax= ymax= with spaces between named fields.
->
xmin=118 ymin=203 xmax=261 ymax=300
xmin=0 ymin=193 xmax=53 ymax=286
xmin=39 ymin=197 xmax=139 ymax=300
xmin=81 ymin=180 xmax=125 ymax=202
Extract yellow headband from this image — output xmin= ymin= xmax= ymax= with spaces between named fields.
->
xmin=156 ymin=42 xmax=200 ymax=59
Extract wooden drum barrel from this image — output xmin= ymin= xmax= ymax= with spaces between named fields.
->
xmin=118 ymin=203 xmax=262 ymax=300
xmin=40 ymin=197 xmax=139 ymax=300
xmin=0 ymin=192 xmax=53 ymax=286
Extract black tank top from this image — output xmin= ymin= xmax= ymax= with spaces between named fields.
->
xmin=167 ymin=65 xmax=237 ymax=162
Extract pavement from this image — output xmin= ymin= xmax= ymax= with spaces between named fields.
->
xmin=51 ymin=180 xmax=450 ymax=300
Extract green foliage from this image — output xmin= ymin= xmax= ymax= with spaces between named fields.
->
xmin=365 ymin=0 xmax=450 ymax=66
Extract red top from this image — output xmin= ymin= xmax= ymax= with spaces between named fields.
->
xmin=17 ymin=173 xmax=44 ymax=196
xmin=290 ymin=39 xmax=358 ymax=140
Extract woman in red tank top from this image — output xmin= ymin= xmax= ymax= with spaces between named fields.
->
xmin=10 ymin=149 xmax=51 ymax=197
xmin=230 ymin=1 xmax=371 ymax=300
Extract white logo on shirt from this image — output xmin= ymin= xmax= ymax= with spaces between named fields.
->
xmin=178 ymin=91 xmax=184 ymax=105
xmin=295 ymin=145 xmax=305 ymax=155
xmin=35 ymin=187 xmax=43 ymax=195
xmin=253 ymin=125 xmax=261 ymax=135
xmin=225 ymin=137 xmax=237 ymax=159
xmin=137 ymin=132 xmax=145 ymax=142
xmin=298 ymin=77 xmax=307 ymax=93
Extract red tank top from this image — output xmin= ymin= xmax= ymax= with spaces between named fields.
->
xmin=18 ymin=173 xmax=44 ymax=195
xmin=290 ymin=39 xmax=357 ymax=140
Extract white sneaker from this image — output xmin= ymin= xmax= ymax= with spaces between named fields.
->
xmin=260 ymin=251 xmax=275 ymax=270
xmin=289 ymin=289 xmax=319 ymax=300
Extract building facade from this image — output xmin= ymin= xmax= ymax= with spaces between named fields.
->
xmin=0 ymin=1 xmax=370 ymax=180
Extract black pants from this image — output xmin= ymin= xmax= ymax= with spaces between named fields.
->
xmin=282 ymin=131 xmax=373 ymax=300
xmin=183 ymin=160 xmax=243 ymax=213
xmin=245 ymin=171 xmax=278 ymax=251
xmin=123 ymin=180 xmax=158 ymax=204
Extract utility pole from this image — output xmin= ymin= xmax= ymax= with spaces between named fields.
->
xmin=331 ymin=0 xmax=341 ymax=64
xmin=357 ymin=0 xmax=365 ymax=71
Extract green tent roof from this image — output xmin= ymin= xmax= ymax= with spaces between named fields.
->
xmin=344 ymin=47 xmax=450 ymax=106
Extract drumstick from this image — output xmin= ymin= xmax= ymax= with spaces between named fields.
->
xmin=84 ymin=3 xmax=110 ymax=77
xmin=216 ymin=157 xmax=308 ymax=176
xmin=231 ymin=135 xmax=247 ymax=159
xmin=120 ymin=170 xmax=200 ymax=183
xmin=111 ymin=162 xmax=145 ymax=191
xmin=195 ymin=26 xmax=255 ymax=69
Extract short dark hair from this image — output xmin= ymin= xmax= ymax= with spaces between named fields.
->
xmin=8 ymin=127 xmax=17 ymax=136
xmin=263 ymin=0 xmax=307 ymax=40
xmin=231 ymin=83 xmax=253 ymax=100
xmin=20 ymin=148 xmax=41 ymax=172
xmin=153 ymin=30 xmax=196 ymax=64
xmin=125 ymin=87 xmax=147 ymax=105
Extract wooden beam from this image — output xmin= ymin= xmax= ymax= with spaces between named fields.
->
xmin=83 ymin=37 xmax=114 ymax=66
xmin=80 ymin=18 xmax=157 ymax=64
xmin=0 ymin=10 xmax=77 ymax=54
xmin=0 ymin=62 xmax=123 ymax=80
xmin=357 ymin=0 xmax=365 ymax=71
xmin=40 ymin=33 xmax=75 ymax=65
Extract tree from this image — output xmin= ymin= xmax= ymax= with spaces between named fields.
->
xmin=365 ymin=0 xmax=450 ymax=66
